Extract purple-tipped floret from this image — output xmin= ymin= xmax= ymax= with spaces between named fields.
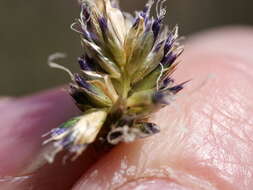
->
xmin=154 ymin=40 xmax=164 ymax=52
xmin=152 ymin=18 xmax=162 ymax=41
xmin=161 ymin=53 xmax=177 ymax=66
xmin=98 ymin=17 xmax=108 ymax=34
xmin=78 ymin=56 xmax=93 ymax=71
xmin=164 ymin=34 xmax=173 ymax=54
xmin=74 ymin=73 xmax=91 ymax=90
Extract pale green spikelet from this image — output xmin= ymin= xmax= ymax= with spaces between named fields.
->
xmin=44 ymin=0 xmax=186 ymax=162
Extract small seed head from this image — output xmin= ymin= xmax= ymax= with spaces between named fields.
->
xmin=44 ymin=0 xmax=186 ymax=162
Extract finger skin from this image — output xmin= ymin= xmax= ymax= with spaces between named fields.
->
xmin=0 ymin=88 xmax=79 ymax=175
xmin=0 ymin=88 xmax=102 ymax=190
xmin=73 ymin=27 xmax=253 ymax=190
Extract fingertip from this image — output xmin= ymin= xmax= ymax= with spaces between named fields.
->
xmin=0 ymin=87 xmax=81 ymax=176
xmin=0 ymin=88 xmax=103 ymax=189
xmin=183 ymin=25 xmax=253 ymax=66
xmin=72 ymin=27 xmax=253 ymax=190
xmin=0 ymin=97 xmax=13 ymax=107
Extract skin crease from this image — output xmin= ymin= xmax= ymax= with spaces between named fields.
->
xmin=0 ymin=27 xmax=253 ymax=190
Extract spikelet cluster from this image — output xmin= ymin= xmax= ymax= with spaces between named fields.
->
xmin=44 ymin=0 xmax=186 ymax=162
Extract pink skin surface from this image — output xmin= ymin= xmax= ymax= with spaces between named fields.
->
xmin=0 ymin=27 xmax=253 ymax=190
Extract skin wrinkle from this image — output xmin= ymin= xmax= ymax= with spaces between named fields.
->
xmin=185 ymin=118 xmax=242 ymax=189
xmin=225 ymin=91 xmax=253 ymax=129
xmin=113 ymin=166 xmax=219 ymax=190
xmin=181 ymin=122 xmax=223 ymax=187
xmin=199 ymin=105 xmax=253 ymax=188
xmin=196 ymin=112 xmax=222 ymax=167
xmin=199 ymin=123 xmax=241 ymax=182
xmin=152 ymin=111 xmax=189 ymax=157
xmin=210 ymin=90 xmax=253 ymax=154
xmin=201 ymin=79 xmax=253 ymax=146
xmin=242 ymin=122 xmax=253 ymax=144
xmin=205 ymin=108 xmax=248 ymax=146
xmin=191 ymin=79 xmax=253 ymax=189
xmin=226 ymin=56 xmax=253 ymax=81
xmin=115 ymin=179 xmax=187 ymax=190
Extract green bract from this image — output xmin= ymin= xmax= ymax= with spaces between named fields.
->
xmin=44 ymin=0 xmax=186 ymax=162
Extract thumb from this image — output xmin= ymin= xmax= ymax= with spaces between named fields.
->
xmin=73 ymin=27 xmax=253 ymax=190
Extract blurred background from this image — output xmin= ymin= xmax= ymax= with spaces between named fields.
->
xmin=0 ymin=0 xmax=252 ymax=96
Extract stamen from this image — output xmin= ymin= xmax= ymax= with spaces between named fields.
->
xmin=48 ymin=53 xmax=74 ymax=80
xmin=156 ymin=0 xmax=166 ymax=18
xmin=70 ymin=22 xmax=83 ymax=34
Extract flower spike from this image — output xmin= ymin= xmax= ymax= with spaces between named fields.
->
xmin=44 ymin=0 xmax=186 ymax=162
